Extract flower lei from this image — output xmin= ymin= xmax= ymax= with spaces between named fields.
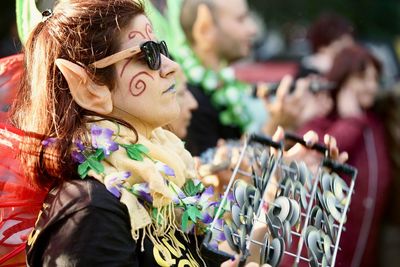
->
xmin=176 ymin=44 xmax=257 ymax=131
xmin=71 ymin=124 xmax=230 ymax=242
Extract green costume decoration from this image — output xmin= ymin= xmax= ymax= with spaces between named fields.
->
xmin=16 ymin=0 xmax=42 ymax=45
xmin=145 ymin=0 xmax=186 ymax=58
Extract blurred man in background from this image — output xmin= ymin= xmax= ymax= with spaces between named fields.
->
xmin=179 ymin=0 xmax=268 ymax=156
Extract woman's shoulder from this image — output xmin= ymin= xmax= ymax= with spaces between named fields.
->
xmin=44 ymin=177 xmax=125 ymax=221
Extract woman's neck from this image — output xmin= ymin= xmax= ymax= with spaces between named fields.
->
xmin=110 ymin=107 xmax=154 ymax=139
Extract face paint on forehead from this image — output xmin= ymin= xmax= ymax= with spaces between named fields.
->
xmin=129 ymin=71 xmax=154 ymax=96
xmin=128 ymin=23 xmax=154 ymax=41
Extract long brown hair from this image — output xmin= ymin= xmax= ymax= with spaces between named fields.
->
xmin=10 ymin=0 xmax=145 ymax=188
xmin=325 ymin=44 xmax=382 ymax=115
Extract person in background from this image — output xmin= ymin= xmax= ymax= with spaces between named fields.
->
xmin=179 ymin=0 xmax=267 ymax=156
xmin=168 ymin=70 xmax=199 ymax=139
xmin=297 ymin=44 xmax=392 ymax=267
xmin=298 ymin=12 xmax=355 ymax=78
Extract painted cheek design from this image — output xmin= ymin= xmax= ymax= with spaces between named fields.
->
xmin=129 ymin=71 xmax=154 ymax=96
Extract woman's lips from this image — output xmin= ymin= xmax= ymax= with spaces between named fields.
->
xmin=163 ymin=84 xmax=176 ymax=94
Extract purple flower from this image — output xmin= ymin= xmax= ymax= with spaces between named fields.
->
xmin=155 ymin=162 xmax=175 ymax=177
xmin=181 ymin=196 xmax=199 ymax=206
xmin=201 ymin=212 xmax=213 ymax=224
xmin=131 ymin=183 xmax=153 ymax=203
xmin=210 ymin=218 xmax=226 ymax=242
xmin=168 ymin=181 xmax=186 ymax=204
xmin=105 ymin=171 xmax=131 ymax=198
xmin=198 ymin=187 xmax=214 ymax=207
xmin=91 ymin=125 xmax=119 ymax=156
xmin=71 ymin=150 xmax=86 ymax=163
xmin=42 ymin=137 xmax=57 ymax=147
xmin=74 ymin=139 xmax=85 ymax=151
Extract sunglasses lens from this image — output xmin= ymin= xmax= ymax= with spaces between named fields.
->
xmin=160 ymin=41 xmax=170 ymax=59
xmin=142 ymin=41 xmax=160 ymax=70
xmin=141 ymin=41 xmax=170 ymax=70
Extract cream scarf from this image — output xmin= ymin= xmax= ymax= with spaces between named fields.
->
xmin=85 ymin=119 xmax=197 ymax=239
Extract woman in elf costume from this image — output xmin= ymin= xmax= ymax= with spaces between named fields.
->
xmin=11 ymin=0 xmax=220 ymax=265
xmin=5 ymin=0 xmax=346 ymax=266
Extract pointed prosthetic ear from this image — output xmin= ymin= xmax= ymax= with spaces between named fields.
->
xmin=55 ymin=59 xmax=113 ymax=115
xmin=192 ymin=4 xmax=216 ymax=50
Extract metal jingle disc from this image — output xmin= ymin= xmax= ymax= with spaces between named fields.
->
xmin=284 ymin=179 xmax=294 ymax=198
xmin=251 ymin=166 xmax=259 ymax=190
xmin=266 ymin=211 xmax=281 ymax=238
xmin=317 ymin=189 xmax=327 ymax=211
xmin=231 ymin=204 xmax=242 ymax=228
xmin=323 ymin=211 xmax=337 ymax=243
xmin=310 ymin=206 xmax=322 ymax=228
xmin=308 ymin=248 xmax=319 ymax=267
xmin=246 ymin=205 xmax=254 ymax=232
xmin=322 ymin=232 xmax=333 ymax=262
xmin=239 ymin=223 xmax=247 ymax=254
xmin=268 ymin=237 xmax=285 ymax=267
xmin=321 ymin=255 xmax=329 ymax=267
xmin=233 ymin=180 xmax=247 ymax=207
xmin=289 ymin=160 xmax=300 ymax=180
xmin=294 ymin=181 xmax=308 ymax=210
xmin=305 ymin=225 xmax=319 ymax=242
xmin=324 ymin=191 xmax=346 ymax=223
xmin=260 ymin=149 xmax=270 ymax=170
xmin=223 ymin=224 xmax=240 ymax=253
xmin=298 ymin=161 xmax=309 ymax=185
xmin=321 ymin=172 xmax=333 ymax=193
xmin=272 ymin=196 xmax=291 ymax=222
xmin=283 ymin=220 xmax=292 ymax=248
xmin=332 ymin=173 xmax=349 ymax=202
xmin=288 ymin=199 xmax=301 ymax=226
xmin=314 ymin=208 xmax=324 ymax=229
xmin=260 ymin=233 xmax=271 ymax=265
xmin=307 ymin=230 xmax=324 ymax=261
xmin=251 ymin=187 xmax=261 ymax=210
xmin=245 ymin=184 xmax=256 ymax=208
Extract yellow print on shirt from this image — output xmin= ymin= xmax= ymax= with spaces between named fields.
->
xmin=153 ymin=231 xmax=200 ymax=267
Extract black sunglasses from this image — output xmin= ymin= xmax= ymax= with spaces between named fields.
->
xmin=90 ymin=40 xmax=170 ymax=70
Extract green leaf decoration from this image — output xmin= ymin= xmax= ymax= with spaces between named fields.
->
xmin=87 ymin=156 xmax=104 ymax=174
xmin=78 ymin=161 xmax=90 ymax=178
xmin=94 ymin=148 xmax=105 ymax=161
xmin=123 ymin=144 xmax=150 ymax=161
xmin=182 ymin=210 xmax=189 ymax=231
xmin=182 ymin=206 xmax=202 ymax=232
xmin=183 ymin=179 xmax=202 ymax=196
xmin=187 ymin=205 xmax=203 ymax=222
xmin=77 ymin=153 xmax=105 ymax=179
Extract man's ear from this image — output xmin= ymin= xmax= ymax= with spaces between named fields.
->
xmin=55 ymin=59 xmax=113 ymax=115
xmin=192 ymin=4 xmax=216 ymax=50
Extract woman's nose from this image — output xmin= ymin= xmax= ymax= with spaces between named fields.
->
xmin=159 ymin=55 xmax=179 ymax=78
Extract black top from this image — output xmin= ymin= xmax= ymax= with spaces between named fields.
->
xmin=185 ymin=83 xmax=242 ymax=156
xmin=26 ymin=178 xmax=209 ymax=267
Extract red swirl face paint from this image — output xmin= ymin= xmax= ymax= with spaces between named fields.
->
xmin=129 ymin=71 xmax=154 ymax=96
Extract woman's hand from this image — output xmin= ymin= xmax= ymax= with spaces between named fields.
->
xmin=272 ymin=126 xmax=348 ymax=173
